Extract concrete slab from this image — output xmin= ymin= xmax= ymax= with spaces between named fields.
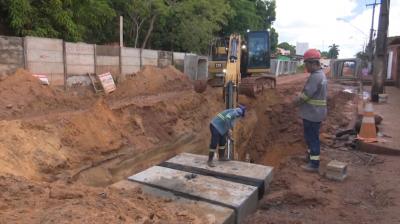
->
xmin=160 ymin=153 xmax=273 ymax=198
xmin=128 ymin=166 xmax=258 ymax=224
xmin=357 ymin=87 xmax=400 ymax=155
xmin=326 ymin=160 xmax=348 ymax=181
xmin=111 ymin=180 xmax=235 ymax=224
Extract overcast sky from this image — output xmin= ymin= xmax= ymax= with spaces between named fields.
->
xmin=274 ymin=0 xmax=400 ymax=58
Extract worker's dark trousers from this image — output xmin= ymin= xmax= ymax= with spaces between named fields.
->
xmin=209 ymin=124 xmax=227 ymax=151
xmin=303 ymin=119 xmax=321 ymax=168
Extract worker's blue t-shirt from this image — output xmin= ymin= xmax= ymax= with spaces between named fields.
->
xmin=211 ymin=108 xmax=242 ymax=135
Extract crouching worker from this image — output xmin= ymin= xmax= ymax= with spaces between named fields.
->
xmin=207 ymin=105 xmax=246 ymax=167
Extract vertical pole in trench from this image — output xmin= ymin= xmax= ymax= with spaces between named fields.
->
xmin=119 ymin=16 xmax=123 ymax=80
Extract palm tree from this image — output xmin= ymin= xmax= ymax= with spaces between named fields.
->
xmin=328 ymin=44 xmax=340 ymax=59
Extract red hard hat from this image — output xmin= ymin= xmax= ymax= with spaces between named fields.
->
xmin=303 ymin=49 xmax=321 ymax=61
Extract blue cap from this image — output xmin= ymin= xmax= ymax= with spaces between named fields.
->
xmin=238 ymin=104 xmax=246 ymax=117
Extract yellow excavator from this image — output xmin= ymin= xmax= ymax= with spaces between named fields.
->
xmin=217 ymin=31 xmax=274 ymax=160
xmin=208 ymin=31 xmax=275 ymax=102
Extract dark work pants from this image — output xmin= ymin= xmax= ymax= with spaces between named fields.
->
xmin=303 ymin=119 xmax=321 ymax=168
xmin=209 ymin=124 xmax=226 ymax=152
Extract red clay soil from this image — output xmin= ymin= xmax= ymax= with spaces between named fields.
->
xmin=0 ymin=66 xmax=223 ymax=223
xmin=0 ymin=174 xmax=205 ymax=224
xmin=1 ymin=68 xmax=399 ymax=224
xmin=0 ymin=69 xmax=95 ymax=120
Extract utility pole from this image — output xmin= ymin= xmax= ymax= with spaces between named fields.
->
xmin=371 ymin=0 xmax=390 ymax=102
xmin=366 ymin=0 xmax=379 ymax=74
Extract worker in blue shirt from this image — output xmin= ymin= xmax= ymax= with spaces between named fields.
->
xmin=207 ymin=105 xmax=246 ymax=167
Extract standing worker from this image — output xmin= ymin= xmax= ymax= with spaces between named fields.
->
xmin=207 ymin=105 xmax=246 ymax=167
xmin=294 ymin=49 xmax=327 ymax=172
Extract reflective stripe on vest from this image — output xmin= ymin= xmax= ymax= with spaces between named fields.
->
xmin=217 ymin=113 xmax=226 ymax=121
xmin=301 ymin=92 xmax=326 ymax=106
xmin=308 ymin=99 xmax=327 ymax=106
xmin=310 ymin=155 xmax=320 ymax=160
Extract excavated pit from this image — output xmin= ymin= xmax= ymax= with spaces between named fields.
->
xmin=0 ymin=67 xmax=359 ymax=223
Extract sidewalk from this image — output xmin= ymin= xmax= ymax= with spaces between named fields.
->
xmin=358 ymin=87 xmax=400 ymax=155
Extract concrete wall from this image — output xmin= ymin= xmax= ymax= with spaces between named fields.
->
xmin=158 ymin=51 xmax=173 ymax=68
xmin=0 ymin=35 xmax=194 ymax=87
xmin=96 ymin=45 xmax=120 ymax=77
xmin=270 ymin=59 xmax=299 ymax=77
xmin=65 ymin=42 xmax=94 ymax=86
xmin=173 ymin=52 xmax=186 ymax=72
xmin=142 ymin=49 xmax=158 ymax=67
xmin=26 ymin=36 xmax=64 ymax=85
xmin=121 ymin=47 xmax=140 ymax=75
xmin=0 ymin=36 xmax=24 ymax=75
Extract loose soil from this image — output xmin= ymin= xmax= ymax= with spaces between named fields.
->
xmin=0 ymin=68 xmax=399 ymax=223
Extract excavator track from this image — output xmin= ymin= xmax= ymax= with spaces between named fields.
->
xmin=239 ymin=75 xmax=276 ymax=97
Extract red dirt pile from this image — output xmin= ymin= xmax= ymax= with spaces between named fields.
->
xmin=110 ymin=65 xmax=192 ymax=100
xmin=0 ymin=174 xmax=205 ymax=224
xmin=0 ymin=69 xmax=94 ymax=120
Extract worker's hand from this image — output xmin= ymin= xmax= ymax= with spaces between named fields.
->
xmin=291 ymin=93 xmax=302 ymax=106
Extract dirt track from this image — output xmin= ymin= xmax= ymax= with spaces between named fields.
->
xmin=0 ymin=67 xmax=399 ymax=223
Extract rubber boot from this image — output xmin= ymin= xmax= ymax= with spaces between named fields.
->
xmin=207 ymin=152 xmax=216 ymax=167
xmin=218 ymin=148 xmax=228 ymax=161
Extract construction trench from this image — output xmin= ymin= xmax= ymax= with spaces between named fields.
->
xmin=1 ymin=67 xmax=400 ymax=224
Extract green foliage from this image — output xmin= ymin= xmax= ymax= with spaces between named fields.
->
xmin=0 ymin=0 xmax=277 ymax=53
xmin=277 ymin=42 xmax=295 ymax=55
xmin=222 ymin=0 xmax=277 ymax=51
xmin=169 ymin=0 xmax=232 ymax=53
xmin=150 ymin=0 xmax=232 ymax=53
xmin=321 ymin=51 xmax=329 ymax=58
xmin=355 ymin=51 xmax=368 ymax=60
xmin=328 ymin=44 xmax=340 ymax=59
xmin=223 ymin=0 xmax=276 ymax=34
xmin=2 ymin=0 xmax=115 ymax=42
xmin=270 ymin=27 xmax=278 ymax=52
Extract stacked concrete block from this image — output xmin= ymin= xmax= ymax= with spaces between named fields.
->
xmin=25 ymin=36 xmax=64 ymax=85
xmin=123 ymin=153 xmax=274 ymax=224
xmin=129 ymin=166 xmax=258 ymax=224
xmin=160 ymin=153 xmax=273 ymax=198
xmin=111 ymin=180 xmax=235 ymax=224
xmin=0 ymin=36 xmax=24 ymax=76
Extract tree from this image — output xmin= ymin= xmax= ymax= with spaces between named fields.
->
xmin=270 ymin=27 xmax=278 ymax=52
xmin=151 ymin=0 xmax=232 ymax=53
xmin=1 ymin=0 xmax=115 ymax=42
xmin=321 ymin=51 xmax=329 ymax=58
xmin=0 ymin=0 xmax=277 ymax=54
xmin=277 ymin=42 xmax=295 ymax=55
xmin=328 ymin=44 xmax=340 ymax=59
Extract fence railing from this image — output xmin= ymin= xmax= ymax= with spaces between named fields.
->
xmin=270 ymin=59 xmax=299 ymax=77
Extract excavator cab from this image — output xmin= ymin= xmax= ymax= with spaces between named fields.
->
xmin=241 ymin=31 xmax=270 ymax=76
xmin=239 ymin=31 xmax=275 ymax=97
